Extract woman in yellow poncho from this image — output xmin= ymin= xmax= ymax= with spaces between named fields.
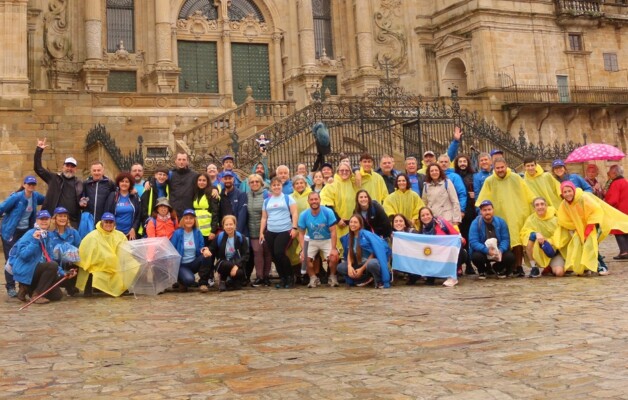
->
xmin=320 ymin=162 xmax=358 ymax=241
xmin=556 ymin=181 xmax=628 ymax=276
xmin=287 ymin=175 xmax=313 ymax=268
xmin=523 ymin=160 xmax=562 ymax=208
xmin=520 ymin=197 xmax=566 ymax=277
xmin=76 ymin=212 xmax=128 ymax=296
xmin=383 ymin=173 xmax=424 ymax=228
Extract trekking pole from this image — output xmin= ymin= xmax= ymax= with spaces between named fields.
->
xmin=19 ymin=269 xmax=77 ymax=311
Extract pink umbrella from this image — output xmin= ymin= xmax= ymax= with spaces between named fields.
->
xmin=565 ymin=143 xmax=625 ymax=163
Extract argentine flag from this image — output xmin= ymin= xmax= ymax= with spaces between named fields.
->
xmin=392 ymin=232 xmax=461 ymax=278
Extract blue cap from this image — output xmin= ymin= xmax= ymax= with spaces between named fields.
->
xmin=221 ymin=154 xmax=234 ymax=162
xmin=24 ymin=175 xmax=37 ymax=185
xmin=490 ymin=149 xmax=504 ymax=157
xmin=36 ymin=210 xmax=51 ymax=219
xmin=182 ymin=209 xmax=196 ymax=217
xmin=53 ymin=207 xmax=68 ymax=215
xmin=552 ymin=159 xmax=565 ymax=168
xmin=479 ymin=200 xmax=493 ymax=209
xmin=101 ymin=212 xmax=115 ymax=222
xmin=222 ymin=170 xmax=235 ymax=178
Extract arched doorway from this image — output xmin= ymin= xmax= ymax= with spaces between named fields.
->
xmin=442 ymin=58 xmax=468 ymax=96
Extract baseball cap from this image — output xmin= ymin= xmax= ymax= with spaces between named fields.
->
xmin=489 ymin=149 xmax=503 ymax=157
xmin=182 ymin=209 xmax=196 ymax=217
xmin=222 ymin=170 xmax=235 ymax=178
xmin=479 ymin=200 xmax=493 ymax=209
xmin=36 ymin=210 xmax=51 ymax=219
xmin=221 ymin=154 xmax=234 ymax=162
xmin=423 ymin=150 xmax=435 ymax=157
xmin=101 ymin=212 xmax=115 ymax=221
xmin=23 ymin=175 xmax=37 ymax=185
xmin=53 ymin=207 xmax=68 ymax=215
xmin=64 ymin=157 xmax=77 ymax=166
xmin=552 ymin=159 xmax=565 ymax=169
xmin=320 ymin=162 xmax=333 ymax=170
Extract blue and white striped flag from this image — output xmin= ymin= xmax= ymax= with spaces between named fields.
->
xmin=392 ymin=232 xmax=461 ymax=278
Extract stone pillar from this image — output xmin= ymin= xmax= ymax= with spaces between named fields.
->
xmin=82 ymin=0 xmax=108 ymax=91
xmin=297 ymin=0 xmax=316 ymax=69
xmin=354 ymin=0 xmax=374 ymax=72
xmin=0 ymin=0 xmax=30 ymax=107
xmin=150 ymin=0 xmax=179 ymax=92
xmin=272 ymin=32 xmax=284 ymax=100
xmin=222 ymin=30 xmax=233 ymax=101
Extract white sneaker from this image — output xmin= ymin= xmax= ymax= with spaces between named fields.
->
xmin=443 ymin=278 xmax=458 ymax=287
xmin=307 ymin=277 xmax=320 ymax=288
xmin=329 ymin=274 xmax=339 ymax=287
xmin=208 ymin=278 xmax=215 ymax=287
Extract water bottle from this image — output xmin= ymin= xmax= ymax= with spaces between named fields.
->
xmin=300 ymin=235 xmax=310 ymax=275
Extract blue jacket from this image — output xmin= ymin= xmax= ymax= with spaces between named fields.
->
xmin=445 ymin=168 xmax=467 ymax=210
xmin=0 ymin=191 xmax=45 ymax=241
xmin=170 ymin=228 xmax=205 ymax=259
xmin=7 ymin=229 xmax=50 ymax=285
xmin=473 ymin=169 xmax=492 ymax=196
xmin=469 ymin=215 xmax=510 ymax=255
xmin=340 ymin=229 xmax=391 ymax=287
xmin=447 ymin=139 xmax=460 ymax=161
xmin=557 ymin=174 xmax=592 ymax=193
xmin=47 ymin=227 xmax=82 ymax=254
xmin=223 ymin=188 xmax=249 ymax=236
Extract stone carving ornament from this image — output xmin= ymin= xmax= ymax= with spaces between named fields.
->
xmin=44 ymin=0 xmax=73 ymax=61
xmin=374 ymin=0 xmax=407 ymax=71
xmin=176 ymin=10 xmax=218 ymax=36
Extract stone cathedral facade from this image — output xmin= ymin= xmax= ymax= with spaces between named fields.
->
xmin=0 ymin=0 xmax=626 ymax=197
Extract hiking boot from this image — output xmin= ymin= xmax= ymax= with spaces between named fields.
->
xmin=207 ymin=278 xmax=215 ymax=288
xmin=515 ymin=266 xmax=525 ymax=278
xmin=251 ymin=278 xmax=264 ymax=287
xmin=16 ymin=284 xmax=28 ymax=302
xmin=328 ymin=274 xmax=339 ymax=287
xmin=199 ymin=285 xmax=209 ymax=293
xmin=528 ymin=267 xmax=541 ymax=278
xmin=496 ymin=271 xmax=507 ymax=279
xmin=307 ymin=277 xmax=320 ymax=288
xmin=263 ymin=278 xmax=272 ymax=287
xmin=7 ymin=287 xmax=17 ymax=298
xmin=478 ymin=273 xmax=486 ymax=280
xmin=465 ymin=265 xmax=476 ymax=275
xmin=31 ymin=292 xmax=50 ymax=304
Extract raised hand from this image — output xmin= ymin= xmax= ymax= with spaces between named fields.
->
xmin=37 ymin=138 xmax=48 ymax=149
xmin=453 ymin=126 xmax=463 ymax=141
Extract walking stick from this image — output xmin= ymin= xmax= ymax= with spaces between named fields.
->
xmin=19 ymin=269 xmax=77 ymax=311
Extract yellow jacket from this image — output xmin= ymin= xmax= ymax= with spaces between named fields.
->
xmin=524 ymin=164 xmax=562 ymax=208
xmin=520 ymin=206 xmax=562 ymax=267
xmin=357 ymin=167 xmax=389 ymax=204
xmin=383 ymin=188 xmax=424 ymax=227
xmin=320 ymin=175 xmax=357 ymax=239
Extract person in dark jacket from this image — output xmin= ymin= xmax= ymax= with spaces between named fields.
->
xmin=354 ymin=189 xmax=392 ymax=239
xmin=210 ymin=215 xmax=249 ymax=292
xmin=139 ymin=167 xmax=170 ymax=236
xmin=221 ymin=171 xmax=248 ymax=236
xmin=0 ymin=176 xmax=45 ymax=297
xmin=34 ymin=138 xmax=83 ymax=228
xmin=82 ymin=161 xmax=116 ymax=224
xmin=169 ymin=152 xmax=199 ymax=218
xmin=376 ymin=154 xmax=401 ymax=194
xmin=454 ymin=154 xmax=477 ymax=275
xmin=104 ymin=172 xmax=141 ymax=240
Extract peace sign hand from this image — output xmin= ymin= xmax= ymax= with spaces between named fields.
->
xmin=37 ymin=138 xmax=48 ymax=149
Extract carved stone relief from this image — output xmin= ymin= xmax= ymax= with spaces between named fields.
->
xmin=176 ymin=10 xmax=218 ymax=37
xmin=230 ymin=14 xmax=268 ymax=41
xmin=374 ymin=0 xmax=407 ymax=72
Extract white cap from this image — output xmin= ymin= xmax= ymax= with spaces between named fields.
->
xmin=64 ymin=157 xmax=77 ymax=166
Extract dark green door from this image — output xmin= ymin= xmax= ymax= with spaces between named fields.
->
xmin=232 ymin=43 xmax=270 ymax=104
xmin=178 ymin=41 xmax=218 ymax=93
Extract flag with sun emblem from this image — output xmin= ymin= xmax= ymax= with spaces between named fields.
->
xmin=392 ymin=232 xmax=461 ymax=278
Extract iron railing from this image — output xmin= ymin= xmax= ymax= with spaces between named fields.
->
xmin=503 ymin=85 xmax=628 ymax=104
xmin=85 ymin=124 xmax=144 ymax=171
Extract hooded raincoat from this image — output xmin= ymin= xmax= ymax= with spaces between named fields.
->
xmin=520 ymin=206 xmax=563 ymax=268
xmin=76 ymin=221 xmax=128 ymax=296
xmin=524 ymin=165 xmax=562 ymax=208
xmin=356 ymin=167 xmax=388 ymax=204
xmin=320 ymin=174 xmax=357 ymax=240
xmin=476 ymin=168 xmax=535 ymax=247
xmin=555 ymin=187 xmax=628 ymax=274
xmin=383 ymin=188 xmax=424 ymax=227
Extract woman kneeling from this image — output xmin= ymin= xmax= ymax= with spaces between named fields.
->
xmin=211 ymin=215 xmax=249 ymax=292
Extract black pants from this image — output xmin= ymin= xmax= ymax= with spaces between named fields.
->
xmin=616 ymin=234 xmax=628 ymax=254
xmin=30 ymin=262 xmax=63 ymax=301
xmin=197 ymin=255 xmax=215 ymax=286
xmin=2 ymin=227 xmax=28 ymax=290
xmin=471 ymin=250 xmax=515 ymax=275
xmin=265 ymin=230 xmax=292 ymax=280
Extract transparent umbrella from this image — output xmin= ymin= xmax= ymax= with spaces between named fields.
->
xmin=118 ymin=237 xmax=181 ymax=296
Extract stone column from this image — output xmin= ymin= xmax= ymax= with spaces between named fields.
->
xmin=222 ymin=30 xmax=233 ymax=101
xmin=272 ymin=32 xmax=284 ymax=100
xmin=84 ymin=0 xmax=102 ymax=61
xmin=0 ymin=0 xmax=30 ymax=107
xmin=297 ymin=0 xmax=316 ymax=69
xmin=150 ymin=0 xmax=179 ymax=92
xmin=354 ymin=0 xmax=374 ymax=72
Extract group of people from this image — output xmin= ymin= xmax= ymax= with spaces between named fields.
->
xmin=2 ymin=133 xmax=628 ymax=302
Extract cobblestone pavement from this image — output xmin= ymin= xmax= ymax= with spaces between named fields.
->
xmin=2 ymin=239 xmax=627 ymax=399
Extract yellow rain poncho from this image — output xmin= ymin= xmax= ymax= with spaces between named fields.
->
xmin=76 ymin=221 xmax=129 ymax=297
xmin=524 ymin=164 xmax=562 ymax=208
xmin=555 ymin=188 xmax=628 ymax=274
xmin=357 ymin=167 xmax=388 ymax=204
xmin=520 ymin=206 xmax=563 ymax=268
xmin=476 ymin=168 xmax=535 ymax=247
xmin=383 ymin=189 xmax=424 ymax=227
xmin=288 ymin=186 xmax=313 ymax=265
xmin=320 ymin=174 xmax=357 ymax=240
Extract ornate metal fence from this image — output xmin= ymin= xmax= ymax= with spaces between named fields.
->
xmin=84 ymin=124 xmax=144 ymax=171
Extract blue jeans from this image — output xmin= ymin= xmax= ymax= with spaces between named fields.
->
xmin=2 ymin=228 xmax=28 ymax=291
xmin=337 ymin=259 xmax=382 ymax=286
xmin=178 ymin=255 xmax=212 ymax=287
